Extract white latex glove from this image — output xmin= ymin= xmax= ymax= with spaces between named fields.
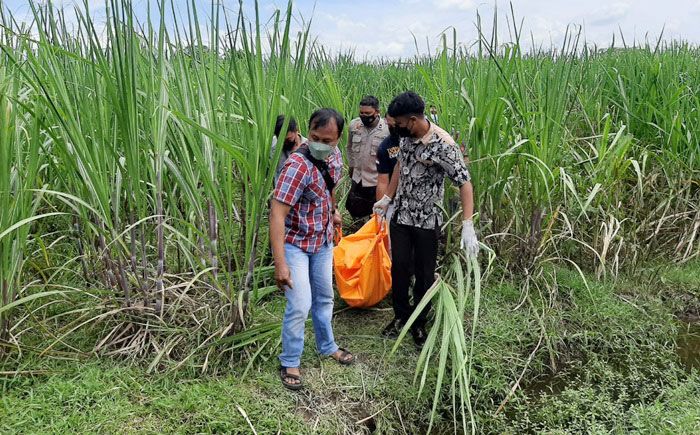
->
xmin=373 ymin=195 xmax=392 ymax=217
xmin=460 ymin=219 xmax=479 ymax=257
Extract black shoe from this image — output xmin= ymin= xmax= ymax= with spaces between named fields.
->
xmin=411 ymin=325 xmax=427 ymax=347
xmin=381 ymin=317 xmax=405 ymax=339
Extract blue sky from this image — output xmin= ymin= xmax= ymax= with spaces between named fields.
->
xmin=4 ymin=0 xmax=700 ymax=58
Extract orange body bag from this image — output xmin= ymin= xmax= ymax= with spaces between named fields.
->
xmin=333 ymin=216 xmax=392 ymax=308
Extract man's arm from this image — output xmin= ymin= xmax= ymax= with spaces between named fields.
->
xmin=434 ymin=139 xmax=473 ymax=220
xmin=375 ymin=140 xmax=392 ymax=200
xmin=376 ymin=174 xmax=390 ymax=201
xmin=458 ymin=179 xmax=479 ymax=256
xmin=270 ymin=199 xmax=293 ymax=289
xmin=459 ymin=180 xmax=475 ymax=220
xmin=372 ymin=162 xmax=399 ymax=217
xmin=331 ymin=189 xmax=342 ymax=227
xmin=387 ymin=162 xmax=400 ymax=199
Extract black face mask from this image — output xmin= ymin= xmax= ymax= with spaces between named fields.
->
xmin=360 ymin=115 xmax=376 ymax=127
xmin=282 ymin=138 xmax=297 ymax=152
xmin=395 ymin=126 xmax=412 ymax=138
xmin=395 ymin=118 xmax=415 ymax=138
xmin=388 ymin=126 xmax=399 ymax=138
xmin=396 ymin=127 xmax=411 ymax=137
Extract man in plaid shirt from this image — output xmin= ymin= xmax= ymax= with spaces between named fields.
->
xmin=270 ymin=108 xmax=355 ymax=390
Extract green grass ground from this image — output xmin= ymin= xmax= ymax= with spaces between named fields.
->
xmin=2 ymin=261 xmax=700 ymax=434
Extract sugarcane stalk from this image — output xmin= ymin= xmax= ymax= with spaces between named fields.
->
xmin=96 ymin=218 xmax=127 ymax=302
xmin=0 ymin=279 xmax=8 ymax=342
xmin=155 ymin=168 xmax=165 ymax=317
xmin=140 ymin=222 xmax=148 ymax=306
xmin=527 ymin=207 xmax=545 ymax=268
xmin=116 ymin=254 xmax=131 ymax=307
xmin=96 ymin=227 xmax=115 ymax=289
xmin=128 ymin=208 xmax=145 ymax=303
xmin=94 ymin=235 xmax=112 ymax=289
xmin=231 ymin=225 xmax=258 ymax=332
xmin=73 ymin=216 xmax=90 ymax=283
xmin=208 ymin=199 xmax=218 ymax=279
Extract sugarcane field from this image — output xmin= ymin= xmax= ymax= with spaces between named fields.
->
xmin=1 ymin=0 xmax=700 ymax=433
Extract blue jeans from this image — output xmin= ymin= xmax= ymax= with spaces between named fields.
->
xmin=279 ymin=242 xmax=339 ymax=368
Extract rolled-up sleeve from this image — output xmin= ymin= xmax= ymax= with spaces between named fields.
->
xmin=434 ymin=142 xmax=470 ymax=186
xmin=376 ymin=141 xmax=392 ymax=174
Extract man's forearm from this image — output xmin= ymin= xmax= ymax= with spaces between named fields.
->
xmin=376 ymin=175 xmax=389 ymax=201
xmin=460 ymin=181 xmax=474 ymax=220
xmin=270 ymin=201 xmax=288 ymax=266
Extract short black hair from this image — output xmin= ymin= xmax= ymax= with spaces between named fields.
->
xmin=274 ymin=115 xmax=298 ymax=138
xmin=359 ymin=95 xmax=379 ymax=110
xmin=387 ymin=92 xmax=425 ymax=118
xmin=308 ymin=108 xmax=345 ymax=138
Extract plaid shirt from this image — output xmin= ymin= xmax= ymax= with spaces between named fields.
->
xmin=273 ymin=144 xmax=343 ymax=253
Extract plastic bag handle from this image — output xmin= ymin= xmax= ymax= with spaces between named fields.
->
xmin=373 ymin=213 xmax=388 ymax=236
xmin=334 ymin=226 xmax=343 ymax=244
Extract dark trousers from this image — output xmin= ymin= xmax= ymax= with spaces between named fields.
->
xmin=390 ymin=220 xmax=439 ymax=327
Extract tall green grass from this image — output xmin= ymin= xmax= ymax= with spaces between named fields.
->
xmin=0 ymin=0 xmax=699 ymax=430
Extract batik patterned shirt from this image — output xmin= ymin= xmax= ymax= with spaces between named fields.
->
xmin=394 ymin=122 xmax=470 ymax=230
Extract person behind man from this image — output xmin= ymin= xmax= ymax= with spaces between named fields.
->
xmin=375 ymin=114 xmax=400 ymax=201
xmin=270 ymin=108 xmax=355 ymax=391
xmin=271 ymin=115 xmax=305 ymax=186
xmin=373 ymin=92 xmax=479 ymax=347
xmin=346 ymin=95 xmax=389 ymax=219
xmin=375 ymin=114 xmax=400 ymax=225
xmin=429 ymin=105 xmax=439 ymax=124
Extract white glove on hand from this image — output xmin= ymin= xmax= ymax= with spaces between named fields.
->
xmin=460 ymin=219 xmax=479 ymax=257
xmin=373 ymin=195 xmax=392 ymax=217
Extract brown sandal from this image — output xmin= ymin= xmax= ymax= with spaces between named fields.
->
xmin=279 ymin=366 xmax=303 ymax=390
xmin=330 ymin=347 xmax=355 ymax=365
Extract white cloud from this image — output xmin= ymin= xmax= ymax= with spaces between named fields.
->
xmin=587 ymin=1 xmax=631 ymax=26
xmin=6 ymin=0 xmax=700 ymax=60
xmin=434 ymin=0 xmax=475 ymax=10
xmin=352 ymin=41 xmax=407 ymax=58
xmin=690 ymin=0 xmax=700 ymax=14
xmin=525 ymin=15 xmax=569 ymax=49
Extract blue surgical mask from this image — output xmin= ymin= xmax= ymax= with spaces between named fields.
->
xmin=308 ymin=141 xmax=333 ymax=160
